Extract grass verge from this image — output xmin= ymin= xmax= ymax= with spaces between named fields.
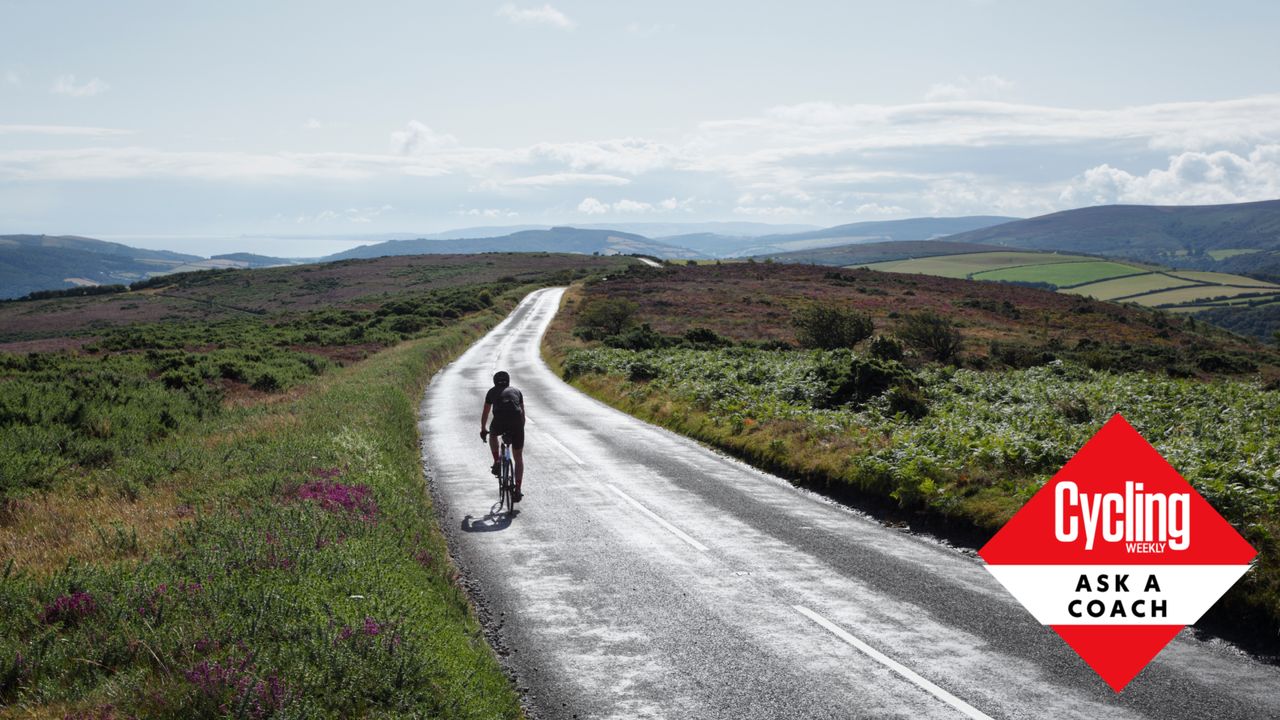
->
xmin=0 ymin=292 xmax=533 ymax=719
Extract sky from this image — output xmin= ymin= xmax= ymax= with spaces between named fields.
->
xmin=2 ymin=0 xmax=1280 ymax=256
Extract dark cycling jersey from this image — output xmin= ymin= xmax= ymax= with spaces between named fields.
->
xmin=486 ymin=385 xmax=525 ymax=449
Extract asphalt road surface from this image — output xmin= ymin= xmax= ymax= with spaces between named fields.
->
xmin=420 ymin=288 xmax=1280 ymax=720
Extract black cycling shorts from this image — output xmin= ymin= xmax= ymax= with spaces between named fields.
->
xmin=489 ymin=419 xmax=525 ymax=450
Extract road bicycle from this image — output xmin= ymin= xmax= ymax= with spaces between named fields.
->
xmin=483 ymin=430 xmax=517 ymax=515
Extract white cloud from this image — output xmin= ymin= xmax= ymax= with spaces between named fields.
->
xmin=51 ymin=74 xmax=110 ymax=97
xmin=8 ymin=94 xmax=1280 ymax=223
xmin=854 ymin=203 xmax=909 ymax=216
xmin=504 ymin=172 xmax=631 ymax=187
xmin=612 ymin=199 xmax=652 ymax=213
xmin=303 ymin=118 xmax=323 ymax=130
xmin=1060 ymin=146 xmax=1280 ymax=207
xmin=577 ymin=196 xmax=695 ymax=215
xmin=3 ymin=69 xmax=20 ymax=87
xmin=496 ymin=3 xmax=575 ymax=29
xmin=391 ymin=120 xmax=460 ymax=156
xmin=925 ymin=74 xmax=1014 ymax=102
xmin=577 ymin=197 xmax=608 ymax=215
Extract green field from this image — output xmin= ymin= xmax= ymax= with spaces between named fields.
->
xmin=854 ymin=248 xmax=1280 ymax=317
xmin=1165 ymin=270 xmax=1280 ymax=288
xmin=1135 ymin=284 xmax=1280 ymax=307
xmin=1061 ymin=272 xmax=1198 ymax=300
xmin=971 ymin=260 xmax=1144 ymax=287
xmin=857 ymin=251 xmax=1095 ymax=278
xmin=1207 ymin=248 xmax=1264 ymax=261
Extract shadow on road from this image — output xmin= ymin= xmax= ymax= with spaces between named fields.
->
xmin=461 ymin=508 xmax=517 ymax=532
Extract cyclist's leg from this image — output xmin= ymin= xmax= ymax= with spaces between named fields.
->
xmin=488 ymin=429 xmax=500 ymax=463
xmin=512 ymin=446 xmax=524 ymax=489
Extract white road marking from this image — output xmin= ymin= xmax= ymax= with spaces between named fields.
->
xmin=606 ymin=484 xmax=709 ymax=552
xmin=540 ymin=429 xmax=585 ymax=465
xmin=793 ymin=606 xmax=992 ymax=720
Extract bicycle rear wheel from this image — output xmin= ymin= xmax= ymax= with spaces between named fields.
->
xmin=500 ymin=458 xmax=515 ymax=513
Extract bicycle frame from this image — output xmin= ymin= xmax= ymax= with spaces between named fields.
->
xmin=498 ymin=435 xmax=516 ymax=514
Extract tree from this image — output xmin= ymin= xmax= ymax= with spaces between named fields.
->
xmin=576 ymin=298 xmax=637 ymax=337
xmin=899 ymin=312 xmax=963 ymax=363
xmin=792 ymin=303 xmax=874 ymax=349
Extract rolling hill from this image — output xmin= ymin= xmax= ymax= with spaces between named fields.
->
xmin=760 ymin=240 xmax=1010 ymax=266
xmin=718 ymin=215 xmax=1018 ymax=257
xmin=651 ymin=216 xmax=1016 ymax=257
xmin=322 ymin=227 xmax=705 ymax=261
xmin=941 ymin=199 xmax=1280 ymax=278
xmin=0 ymin=235 xmax=203 ymax=299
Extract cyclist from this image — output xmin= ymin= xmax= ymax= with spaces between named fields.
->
xmin=480 ymin=370 xmax=526 ymax=502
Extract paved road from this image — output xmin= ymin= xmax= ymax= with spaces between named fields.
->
xmin=420 ymin=288 xmax=1280 ymax=720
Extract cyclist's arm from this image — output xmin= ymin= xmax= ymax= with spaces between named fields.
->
xmin=480 ymin=403 xmax=491 ymax=431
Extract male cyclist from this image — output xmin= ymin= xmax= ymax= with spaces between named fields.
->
xmin=480 ymin=370 xmax=526 ymax=502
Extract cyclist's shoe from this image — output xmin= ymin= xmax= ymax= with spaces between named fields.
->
xmin=513 ymin=488 xmax=524 ymax=503
xmin=490 ymin=462 xmax=500 ymax=476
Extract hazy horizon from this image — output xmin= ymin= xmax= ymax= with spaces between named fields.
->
xmin=4 ymin=1 xmax=1280 ymax=256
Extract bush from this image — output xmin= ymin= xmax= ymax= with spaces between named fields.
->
xmin=811 ymin=352 xmax=915 ymax=408
xmin=899 ymin=312 xmax=963 ymax=363
xmin=682 ymin=327 xmax=733 ymax=349
xmin=792 ymin=303 xmax=874 ymax=349
xmin=604 ymin=323 xmax=671 ymax=350
xmin=1196 ymin=352 xmax=1258 ymax=374
xmin=885 ymin=384 xmax=929 ymax=420
xmin=868 ymin=335 xmax=904 ymax=361
xmin=627 ymin=358 xmax=662 ymax=381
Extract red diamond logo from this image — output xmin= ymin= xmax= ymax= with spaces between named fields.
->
xmin=979 ymin=414 xmax=1256 ymax=691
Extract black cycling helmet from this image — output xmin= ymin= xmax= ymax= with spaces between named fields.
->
xmin=493 ymin=370 xmax=510 ymax=388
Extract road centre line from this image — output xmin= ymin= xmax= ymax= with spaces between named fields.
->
xmin=539 ymin=430 xmax=585 ymax=465
xmin=792 ymin=606 xmax=993 ymax=720
xmin=606 ymin=484 xmax=709 ymax=552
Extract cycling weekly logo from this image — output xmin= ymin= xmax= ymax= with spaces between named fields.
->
xmin=979 ymin=414 xmax=1257 ymax=691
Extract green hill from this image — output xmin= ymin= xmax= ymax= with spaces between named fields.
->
xmin=941 ymin=199 xmax=1280 ymax=277
xmin=760 ymin=240 xmax=1009 ymax=266
xmin=0 ymin=235 xmax=203 ymax=299
xmin=650 ymin=216 xmax=1016 ymax=257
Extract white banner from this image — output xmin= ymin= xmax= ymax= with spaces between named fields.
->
xmin=984 ymin=564 xmax=1252 ymax=625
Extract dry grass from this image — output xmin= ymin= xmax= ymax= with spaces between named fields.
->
xmin=0 ymin=484 xmax=187 ymax=576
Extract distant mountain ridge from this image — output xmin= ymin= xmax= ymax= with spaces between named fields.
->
xmin=941 ymin=199 xmax=1280 ymax=278
xmin=322 ymin=227 xmax=705 ymax=261
xmin=719 ymin=216 xmax=1019 ymax=257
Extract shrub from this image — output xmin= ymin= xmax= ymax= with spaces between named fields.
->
xmin=868 ymin=335 xmax=904 ymax=361
xmin=811 ymin=352 xmax=914 ymax=408
xmin=561 ymin=353 xmax=607 ymax=380
xmin=682 ymin=327 xmax=733 ymax=349
xmin=899 ymin=312 xmax=963 ymax=363
xmin=627 ymin=358 xmax=662 ymax=381
xmin=885 ymin=384 xmax=929 ymax=420
xmin=1196 ymin=352 xmax=1258 ymax=374
xmin=604 ymin=323 xmax=671 ymax=350
xmin=792 ymin=303 xmax=874 ymax=349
